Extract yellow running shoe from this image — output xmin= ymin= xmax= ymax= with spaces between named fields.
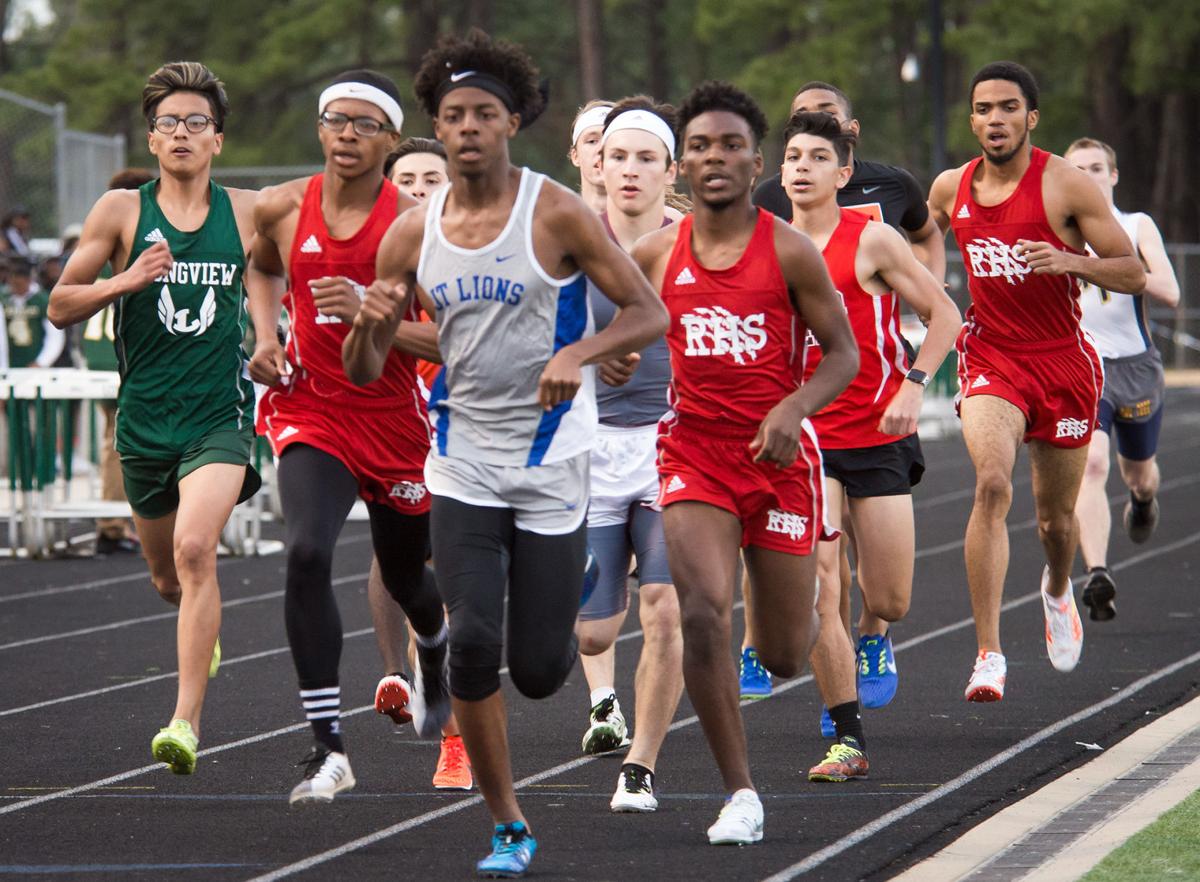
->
xmin=209 ymin=636 xmax=222 ymax=679
xmin=807 ymin=736 xmax=869 ymax=783
xmin=151 ymin=719 xmax=198 ymax=775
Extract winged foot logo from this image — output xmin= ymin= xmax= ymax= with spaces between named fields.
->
xmin=158 ymin=285 xmax=217 ymax=336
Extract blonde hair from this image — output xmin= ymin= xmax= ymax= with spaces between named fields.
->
xmin=664 ymin=185 xmax=692 ymax=215
xmin=1066 ymin=137 xmax=1117 ymax=172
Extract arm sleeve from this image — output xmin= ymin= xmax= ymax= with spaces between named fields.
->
xmin=897 ymin=167 xmax=931 ymax=233
xmin=35 ymin=317 xmax=65 ymax=367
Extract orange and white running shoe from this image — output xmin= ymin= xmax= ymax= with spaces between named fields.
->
xmin=432 ymin=734 xmax=473 ymax=790
xmin=965 ymin=651 xmax=1007 ymax=702
xmin=375 ymin=673 xmax=412 ymax=725
xmin=1041 ymin=567 xmax=1083 ymax=672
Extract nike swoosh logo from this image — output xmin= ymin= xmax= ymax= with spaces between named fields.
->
xmin=495 ymin=254 xmax=516 ymax=263
xmin=450 ymin=70 xmax=476 ymax=83
xmin=862 ymin=186 xmax=880 ymax=194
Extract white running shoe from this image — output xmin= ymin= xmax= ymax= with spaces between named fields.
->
xmin=289 ymin=746 xmax=356 ymax=805
xmin=706 ymin=788 xmax=763 ymax=845
xmin=409 ymin=640 xmax=452 ymax=739
xmin=610 ymin=765 xmax=658 ymax=813
xmin=581 ymin=695 xmax=629 ymax=755
xmin=1041 ymin=566 xmax=1083 ymax=672
xmin=964 ymin=651 xmax=1007 ymax=702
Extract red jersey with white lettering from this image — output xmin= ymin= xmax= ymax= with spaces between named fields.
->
xmin=950 ymin=148 xmax=1085 ymax=345
xmin=661 ymin=208 xmax=805 ymax=433
xmin=802 ymin=209 xmax=908 ymax=448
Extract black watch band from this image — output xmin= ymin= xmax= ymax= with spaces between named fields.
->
xmin=904 ymin=368 xmax=930 ymax=387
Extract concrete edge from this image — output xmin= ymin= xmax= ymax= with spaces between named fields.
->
xmin=890 ymin=693 xmax=1200 ymax=882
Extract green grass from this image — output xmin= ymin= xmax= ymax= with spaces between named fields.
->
xmin=1081 ymin=788 xmax=1200 ymax=882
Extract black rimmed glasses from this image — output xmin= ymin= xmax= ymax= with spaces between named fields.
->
xmin=151 ymin=113 xmax=217 ymax=134
xmin=319 ymin=110 xmax=395 ymax=137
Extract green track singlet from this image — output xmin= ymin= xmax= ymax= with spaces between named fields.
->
xmin=114 ymin=179 xmax=252 ymax=457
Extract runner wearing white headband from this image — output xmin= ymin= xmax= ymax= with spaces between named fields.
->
xmin=600 ymin=107 xmax=676 ymax=159
xmin=318 ymin=73 xmax=404 ymax=132
xmin=570 ymin=100 xmax=615 ymax=213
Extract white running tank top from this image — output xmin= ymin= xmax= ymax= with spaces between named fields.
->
xmin=416 ymin=167 xmax=597 ymax=466
xmin=1078 ymin=208 xmax=1154 ymax=359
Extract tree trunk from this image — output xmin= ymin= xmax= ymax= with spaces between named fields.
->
xmin=645 ymin=0 xmax=667 ymax=101
xmin=404 ymin=0 xmax=442 ymax=79
xmin=464 ymin=0 xmax=493 ymax=32
xmin=576 ymin=0 xmax=605 ymax=101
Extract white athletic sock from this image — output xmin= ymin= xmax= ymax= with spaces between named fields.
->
xmin=590 ymin=687 xmax=616 ymax=708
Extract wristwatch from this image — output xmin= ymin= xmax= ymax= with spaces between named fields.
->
xmin=904 ymin=368 xmax=930 ymax=387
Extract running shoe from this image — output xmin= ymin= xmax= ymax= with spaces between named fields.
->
xmin=581 ymin=694 xmax=629 ymax=755
xmin=964 ymin=650 xmax=1006 ymax=702
xmin=738 ymin=647 xmax=772 ymax=699
xmin=433 ymin=735 xmax=473 ymax=790
xmin=1042 ymin=567 xmax=1083 ymax=672
xmin=610 ymin=764 xmax=657 ymax=813
xmin=151 ymin=718 xmax=198 ymax=775
xmin=807 ymin=736 xmax=869 ymax=782
xmin=706 ymin=788 xmax=763 ymax=845
xmin=476 ymin=821 xmax=537 ymax=878
xmin=580 ymin=545 xmax=600 ymax=608
xmin=288 ymin=745 xmax=356 ymax=805
xmin=857 ymin=633 xmax=898 ymax=708
xmin=209 ymin=636 xmax=221 ymax=679
xmin=1081 ymin=567 xmax=1117 ymax=622
xmin=375 ymin=672 xmax=413 ymax=725
xmin=410 ymin=638 xmax=452 ymax=739
xmin=95 ymin=534 xmax=141 ymax=555
xmin=1124 ymin=492 xmax=1159 ymax=544
xmin=818 ymin=705 xmax=835 ymax=739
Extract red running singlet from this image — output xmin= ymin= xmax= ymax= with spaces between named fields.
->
xmin=660 ymin=208 xmax=806 ymax=433
xmin=802 ymin=209 xmax=908 ymax=449
xmin=950 ymin=148 xmax=1086 ymax=346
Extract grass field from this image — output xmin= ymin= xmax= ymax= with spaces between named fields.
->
xmin=1082 ymin=789 xmax=1200 ymax=881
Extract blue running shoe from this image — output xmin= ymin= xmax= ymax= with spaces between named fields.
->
xmin=580 ymin=546 xmax=600 ymax=609
xmin=857 ymin=633 xmax=898 ymax=709
xmin=739 ymin=647 xmax=772 ymax=699
xmin=477 ymin=821 xmax=537 ymax=878
xmin=818 ymin=705 xmax=835 ymax=738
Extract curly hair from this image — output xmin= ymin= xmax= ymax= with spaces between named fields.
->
xmin=413 ymin=29 xmax=545 ymax=124
xmin=676 ymin=80 xmax=768 ymax=147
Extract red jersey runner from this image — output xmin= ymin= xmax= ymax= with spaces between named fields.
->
xmin=257 ymin=175 xmax=432 ymax=511
xmin=656 ymin=209 xmax=833 ymax=555
xmin=950 ymin=148 xmax=1103 ymax=448
xmin=803 ymin=209 xmax=908 ymax=449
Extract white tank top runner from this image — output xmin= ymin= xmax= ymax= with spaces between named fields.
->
xmin=416 ymin=167 xmax=597 ymax=467
xmin=1078 ymin=208 xmax=1153 ymax=359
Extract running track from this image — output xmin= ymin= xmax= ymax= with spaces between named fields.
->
xmin=2 ymin=388 xmax=1199 ymax=881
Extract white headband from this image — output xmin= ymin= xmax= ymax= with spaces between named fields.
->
xmin=571 ymin=105 xmax=614 ymax=146
xmin=599 ymin=109 xmax=676 ymax=158
xmin=319 ymin=82 xmax=404 ymax=132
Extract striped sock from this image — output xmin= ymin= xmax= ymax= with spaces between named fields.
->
xmin=300 ymin=685 xmax=344 ymax=753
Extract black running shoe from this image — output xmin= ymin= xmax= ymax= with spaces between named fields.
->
xmin=1081 ymin=568 xmax=1117 ymax=621
xmin=1123 ymin=492 xmax=1159 ymax=544
xmin=411 ymin=638 xmax=451 ymax=739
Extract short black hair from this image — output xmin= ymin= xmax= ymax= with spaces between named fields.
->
xmin=326 ymin=69 xmax=403 ymax=108
xmin=792 ymin=81 xmax=853 ymax=118
xmin=676 ymin=80 xmax=768 ymax=147
xmin=413 ymin=29 xmax=545 ymax=125
xmin=782 ymin=111 xmax=857 ymax=165
xmin=384 ymin=137 xmax=447 ymax=177
xmin=970 ymin=61 xmax=1039 ymax=112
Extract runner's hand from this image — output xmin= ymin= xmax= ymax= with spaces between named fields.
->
xmin=1016 ymin=239 xmax=1077 ymax=276
xmin=750 ymin=400 xmax=806 ymax=468
xmin=355 ymin=280 xmax=407 ymax=327
xmin=538 ymin=348 xmax=583 ymax=411
xmin=878 ymin=380 xmax=923 ymax=437
xmin=598 ymin=352 xmax=640 ymax=387
xmin=249 ymin=337 xmax=289 ymax=386
xmin=120 ymin=240 xmax=173 ymax=292
xmin=311 ymin=276 xmax=365 ymax=323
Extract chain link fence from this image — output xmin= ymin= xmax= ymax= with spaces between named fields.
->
xmin=211 ymin=165 xmax=322 ymax=193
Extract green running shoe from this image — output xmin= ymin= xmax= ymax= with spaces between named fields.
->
xmin=151 ymin=719 xmax=198 ymax=775
xmin=209 ymin=636 xmax=222 ymax=679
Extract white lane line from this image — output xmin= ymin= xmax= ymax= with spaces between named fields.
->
xmin=759 ymin=647 xmax=1200 ymax=882
xmin=0 ymin=572 xmax=368 ymax=652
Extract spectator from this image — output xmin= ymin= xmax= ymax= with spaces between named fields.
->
xmin=2 ymin=206 xmax=33 ymax=257
xmin=2 ymin=256 xmax=63 ymax=367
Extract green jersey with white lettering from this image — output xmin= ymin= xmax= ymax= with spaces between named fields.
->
xmin=114 ymin=179 xmax=252 ymax=457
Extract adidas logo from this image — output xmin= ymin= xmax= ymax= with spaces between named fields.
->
xmin=674 ymin=266 xmax=696 ymax=286
xmin=277 ymin=425 xmax=299 ymax=441
xmin=971 ymin=374 xmax=990 ymax=389
xmin=956 ymin=204 xmax=971 ymax=219
xmin=300 ymin=235 xmax=322 ymax=254
xmin=665 ymin=475 xmax=686 ymax=494
xmin=144 ymin=228 xmax=166 ymax=244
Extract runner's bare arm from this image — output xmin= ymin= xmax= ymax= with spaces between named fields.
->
xmin=342 ymin=209 xmax=420 ymax=386
xmin=534 ymin=187 xmax=668 ymax=410
xmin=750 ymin=221 xmax=858 ymax=467
xmin=49 ymin=190 xmax=163 ymax=327
xmin=864 ymin=222 xmax=962 ymax=436
xmin=1134 ymin=214 xmax=1180 ymax=308
xmin=245 ymin=186 xmax=293 ymax=386
xmin=924 ymin=168 xmax=965 ymax=286
xmin=906 ymin=213 xmax=947 ymax=284
xmin=391 ymin=321 xmax=441 ymax=363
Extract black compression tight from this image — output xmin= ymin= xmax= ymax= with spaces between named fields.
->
xmin=278 ymin=444 xmax=441 ymax=690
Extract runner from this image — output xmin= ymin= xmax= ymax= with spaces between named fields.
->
xmin=570 ymin=100 xmax=615 ymax=213
xmin=781 ymin=111 xmax=960 ymax=780
xmin=1066 ymin=137 xmax=1180 ymax=619
xmin=633 ymin=81 xmax=857 ymax=844
xmin=572 ymin=97 xmax=683 ymax=813
xmin=387 ymin=136 xmax=448 ymax=202
xmin=927 ymin=61 xmax=1145 ymax=700
xmin=343 ymin=31 xmax=667 ymax=877
xmin=49 ymin=61 xmax=260 ymax=774
xmin=247 ymin=69 xmax=449 ymax=804
xmin=742 ymin=80 xmax=945 ymax=704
